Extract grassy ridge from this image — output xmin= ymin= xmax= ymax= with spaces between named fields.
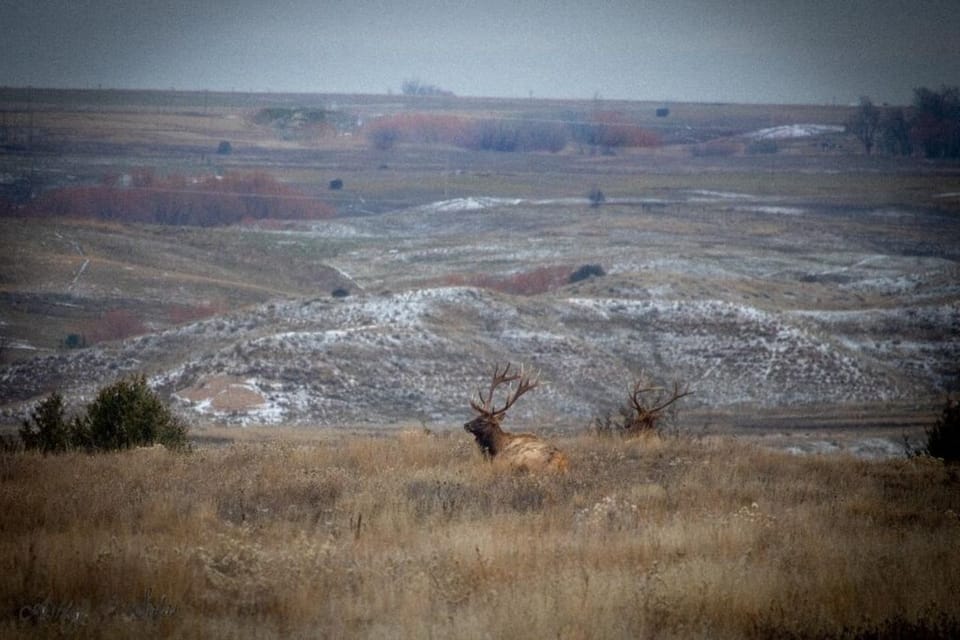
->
xmin=0 ymin=217 xmax=353 ymax=355
xmin=2 ymin=431 xmax=958 ymax=638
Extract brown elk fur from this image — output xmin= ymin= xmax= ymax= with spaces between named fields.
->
xmin=464 ymin=363 xmax=568 ymax=473
xmin=464 ymin=415 xmax=568 ymax=472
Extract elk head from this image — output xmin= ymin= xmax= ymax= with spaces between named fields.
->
xmin=464 ymin=362 xmax=568 ymax=472
xmin=624 ymin=377 xmax=691 ymax=434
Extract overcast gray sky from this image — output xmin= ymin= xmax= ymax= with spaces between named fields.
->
xmin=1 ymin=0 xmax=958 ymax=104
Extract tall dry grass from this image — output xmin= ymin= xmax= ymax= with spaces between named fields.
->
xmin=2 ymin=429 xmax=959 ymax=639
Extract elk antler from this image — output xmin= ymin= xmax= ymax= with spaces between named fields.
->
xmin=629 ymin=379 xmax=691 ymax=416
xmin=625 ymin=376 xmax=692 ymax=432
xmin=470 ymin=362 xmax=540 ymax=417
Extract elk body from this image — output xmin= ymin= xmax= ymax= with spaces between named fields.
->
xmin=464 ymin=363 xmax=568 ymax=473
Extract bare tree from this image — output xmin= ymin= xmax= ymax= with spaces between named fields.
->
xmin=912 ymin=85 xmax=960 ymax=158
xmin=879 ymin=107 xmax=912 ymax=156
xmin=847 ymin=96 xmax=881 ymax=154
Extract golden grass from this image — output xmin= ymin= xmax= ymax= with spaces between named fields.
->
xmin=2 ymin=430 xmax=959 ymax=639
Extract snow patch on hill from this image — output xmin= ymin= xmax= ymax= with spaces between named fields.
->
xmin=747 ymin=124 xmax=845 ymax=139
xmin=421 ymin=197 xmax=525 ymax=212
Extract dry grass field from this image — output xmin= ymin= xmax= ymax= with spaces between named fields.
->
xmin=2 ymin=429 xmax=959 ymax=639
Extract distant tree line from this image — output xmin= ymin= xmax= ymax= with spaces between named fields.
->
xmin=848 ymin=86 xmax=960 ymax=158
xmin=365 ymin=111 xmax=660 ymax=153
xmin=401 ymin=79 xmax=455 ymax=97
xmin=3 ymin=170 xmax=335 ymax=226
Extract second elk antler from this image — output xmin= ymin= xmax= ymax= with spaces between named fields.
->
xmin=464 ymin=363 xmax=568 ymax=473
xmin=624 ymin=377 xmax=691 ymax=435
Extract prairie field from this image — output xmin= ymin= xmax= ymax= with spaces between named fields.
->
xmin=2 ymin=429 xmax=959 ymax=639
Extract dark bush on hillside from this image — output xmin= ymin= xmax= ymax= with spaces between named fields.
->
xmin=587 ymin=187 xmax=605 ymax=207
xmin=569 ymin=264 xmax=605 ymax=283
xmin=217 ymin=140 xmax=232 ymax=155
xmin=62 ymin=333 xmax=87 ymax=349
xmin=924 ymin=397 xmax=960 ymax=462
xmin=19 ymin=391 xmax=72 ymax=454
xmin=368 ymin=124 xmax=401 ymax=150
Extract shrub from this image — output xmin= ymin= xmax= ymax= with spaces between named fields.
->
xmin=569 ymin=264 xmax=605 ymax=283
xmin=365 ymin=113 xmax=469 ymax=150
xmin=217 ymin=140 xmax=232 ymax=155
xmin=62 ymin=333 xmax=87 ymax=349
xmin=18 ymin=377 xmax=189 ymax=453
xmin=462 ymin=119 xmax=520 ymax=152
xmin=569 ymin=111 xmax=662 ymax=152
xmin=924 ymin=397 xmax=960 ymax=462
xmin=19 ymin=391 xmax=72 ymax=453
xmin=77 ymin=375 xmax=189 ymax=451
xmin=587 ymin=187 xmax=606 ymax=207
xmin=368 ymin=123 xmax=400 ymax=150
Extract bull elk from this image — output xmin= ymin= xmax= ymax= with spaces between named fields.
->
xmin=623 ymin=378 xmax=691 ymax=435
xmin=464 ymin=363 xmax=568 ymax=473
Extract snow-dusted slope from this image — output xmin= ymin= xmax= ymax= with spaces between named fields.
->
xmin=3 ymin=284 xmax=946 ymax=427
xmin=2 ymin=193 xmax=956 ymax=429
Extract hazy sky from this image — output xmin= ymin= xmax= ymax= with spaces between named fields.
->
xmin=2 ymin=0 xmax=958 ymax=104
